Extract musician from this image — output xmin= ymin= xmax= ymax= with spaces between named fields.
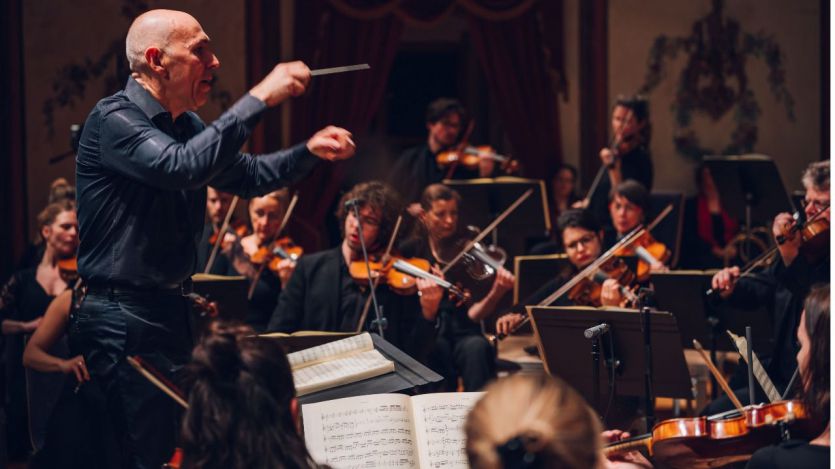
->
xmin=390 ymin=98 xmax=494 ymax=215
xmin=495 ymin=209 xmax=631 ymax=337
xmin=181 ymin=322 xmax=324 ymax=469
xmin=604 ymin=180 xmax=668 ymax=273
xmin=0 ymin=200 xmax=77 ymax=462
xmin=267 ymin=181 xmax=436 ymax=360
xmin=528 ymin=164 xmax=581 ymax=255
xmin=224 ymin=189 xmax=294 ymax=332
xmin=73 ymin=9 xmax=355 ymax=468
xmin=400 ymin=184 xmax=514 ymax=391
xmin=707 ymin=160 xmax=829 ymax=414
xmin=466 ymin=374 xmax=602 ymax=469
xmin=23 ymin=287 xmax=118 ymax=469
xmin=681 ymin=164 xmax=740 ymax=269
xmin=746 ymin=284 xmax=830 ymax=468
xmin=587 ymin=96 xmax=653 ymax=226
xmin=195 ymin=187 xmax=238 ymax=274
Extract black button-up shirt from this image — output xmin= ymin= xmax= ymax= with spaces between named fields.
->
xmin=76 ymin=77 xmax=319 ymax=288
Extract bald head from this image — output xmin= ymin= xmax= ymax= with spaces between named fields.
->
xmin=125 ymin=9 xmax=200 ymax=73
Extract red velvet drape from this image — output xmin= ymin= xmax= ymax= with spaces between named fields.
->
xmin=467 ymin=5 xmax=564 ymax=178
xmin=288 ymin=1 xmax=404 ymax=250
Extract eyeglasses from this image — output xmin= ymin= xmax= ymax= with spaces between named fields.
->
xmin=564 ymin=234 xmax=597 ymax=251
xmin=803 ymin=199 xmax=829 ymax=212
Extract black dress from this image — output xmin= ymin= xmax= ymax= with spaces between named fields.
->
xmin=225 ymin=241 xmax=282 ymax=333
xmin=0 ymin=268 xmax=55 ymax=461
xmin=745 ymin=440 xmax=829 ymax=469
xmin=587 ymin=146 xmax=653 ymax=231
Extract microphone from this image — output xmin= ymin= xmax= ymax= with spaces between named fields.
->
xmin=584 ymin=323 xmax=610 ymax=340
xmin=344 ymin=198 xmax=363 ymax=209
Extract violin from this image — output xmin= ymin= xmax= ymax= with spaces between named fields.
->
xmin=349 ymin=254 xmax=471 ymax=304
xmin=437 ymin=225 xmax=509 ymax=282
xmin=566 ymin=256 xmax=639 ymax=307
xmin=615 ymin=231 xmax=670 ymax=282
xmin=57 ymin=256 xmax=80 ymax=284
xmin=776 ymin=210 xmax=829 ymax=262
xmin=249 ymin=237 xmax=304 ymax=274
xmin=208 ymin=219 xmax=248 ymax=246
xmin=436 ymin=145 xmax=520 ymax=175
xmin=604 ymin=400 xmax=811 ymax=468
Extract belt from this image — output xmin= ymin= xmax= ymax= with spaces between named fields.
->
xmin=86 ymin=279 xmax=194 ymax=296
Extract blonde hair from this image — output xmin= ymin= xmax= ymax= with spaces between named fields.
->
xmin=466 ymin=374 xmax=601 ymax=469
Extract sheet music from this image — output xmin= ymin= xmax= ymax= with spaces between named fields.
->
xmin=303 ymin=394 xmax=418 ymax=468
xmin=293 ymin=349 xmax=395 ymax=396
xmin=411 ymin=392 xmax=483 ymax=469
xmin=288 ymin=332 xmax=374 ymax=370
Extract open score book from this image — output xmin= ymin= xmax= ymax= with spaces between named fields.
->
xmin=287 ymin=332 xmax=395 ymax=397
xmin=303 ymin=392 xmax=483 ymax=469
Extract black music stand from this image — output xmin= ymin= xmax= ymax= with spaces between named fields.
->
xmin=513 ymin=254 xmax=572 ymax=304
xmin=704 ymin=155 xmax=793 ymax=259
xmin=191 ymin=274 xmax=248 ymax=335
xmin=529 ymin=306 xmax=691 ymax=425
xmin=650 ymin=271 xmax=773 ymax=354
xmin=443 ymin=177 xmax=551 ymax=261
xmin=294 ymin=334 xmax=443 ymax=404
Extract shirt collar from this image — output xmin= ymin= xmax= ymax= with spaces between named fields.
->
xmin=125 ymin=76 xmax=169 ymax=121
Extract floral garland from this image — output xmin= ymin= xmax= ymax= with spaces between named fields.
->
xmin=638 ymin=0 xmax=795 ymax=160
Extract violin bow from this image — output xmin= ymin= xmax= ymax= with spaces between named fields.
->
xmin=727 ymin=330 xmax=781 ymax=403
xmin=127 ymin=356 xmax=189 ymax=409
xmin=355 ymin=215 xmax=403 ymax=333
xmin=204 ymin=195 xmax=240 ymax=274
xmin=440 ymin=188 xmax=534 ymax=275
xmin=692 ymin=340 xmax=745 ymax=412
xmin=580 ymin=107 xmax=635 ymax=207
xmin=705 ymin=203 xmax=831 ymax=296
xmin=247 ymin=193 xmax=299 ymax=300
xmin=498 ymin=225 xmax=647 ymax=339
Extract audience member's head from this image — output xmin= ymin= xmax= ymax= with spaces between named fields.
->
xmin=466 ymin=374 xmax=602 ymax=469
xmin=180 ymin=322 xmax=317 ymax=469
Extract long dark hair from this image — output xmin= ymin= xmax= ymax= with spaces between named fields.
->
xmin=800 ymin=284 xmax=829 ymax=430
xmin=180 ymin=322 xmax=318 ymax=469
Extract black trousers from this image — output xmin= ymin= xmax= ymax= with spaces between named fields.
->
xmin=430 ymin=333 xmax=496 ymax=391
xmin=69 ymin=288 xmax=192 ymax=469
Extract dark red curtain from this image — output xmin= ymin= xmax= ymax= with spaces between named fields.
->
xmin=288 ymin=1 xmax=404 ymax=250
xmin=467 ymin=3 xmax=564 ymax=178
xmin=0 ymin=0 xmax=27 ymax=279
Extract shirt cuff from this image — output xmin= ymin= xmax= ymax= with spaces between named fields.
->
xmin=227 ymin=94 xmax=268 ymax=131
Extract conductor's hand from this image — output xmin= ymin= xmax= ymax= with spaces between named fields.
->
xmin=307 ymin=126 xmax=356 ymax=161
xmin=711 ymin=266 xmax=740 ymax=299
xmin=250 ymin=61 xmax=311 ymax=107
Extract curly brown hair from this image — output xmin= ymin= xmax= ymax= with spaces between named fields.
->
xmin=336 ymin=181 xmax=404 ymax=249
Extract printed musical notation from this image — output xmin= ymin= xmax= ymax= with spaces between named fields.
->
xmin=303 ymin=392 xmax=482 ymax=469
xmin=288 ymin=332 xmax=373 ymax=370
xmin=304 ymin=395 xmax=418 ymax=469
xmin=412 ymin=393 xmax=482 ymax=469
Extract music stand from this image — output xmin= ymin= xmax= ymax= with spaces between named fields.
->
xmin=529 ymin=306 xmax=691 ymax=421
xmin=704 ymin=155 xmax=793 ymax=259
xmin=650 ymin=271 xmax=773 ymax=354
xmin=295 ymin=334 xmax=443 ymax=404
xmin=513 ymin=254 xmax=571 ymax=304
xmin=191 ymin=274 xmax=248 ymax=336
xmin=443 ymin=177 xmax=551 ymax=261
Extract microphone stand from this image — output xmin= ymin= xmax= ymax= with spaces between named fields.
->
xmin=639 ymin=288 xmax=655 ymax=430
xmin=350 ymin=202 xmax=386 ymax=338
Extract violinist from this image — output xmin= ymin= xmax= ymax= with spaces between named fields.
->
xmin=586 ymin=96 xmax=653 ymax=226
xmin=0 ymin=199 xmax=77 ymax=462
xmin=267 ymin=181 xmax=437 ymax=360
xmin=195 ymin=187 xmax=240 ymax=274
xmin=224 ymin=189 xmax=293 ymax=332
xmin=605 ymin=180 xmax=668 ymax=276
xmin=390 ymin=98 xmax=493 ymax=216
xmin=400 ymin=184 xmax=514 ymax=391
xmin=706 ymin=160 xmax=829 ymax=415
xmin=746 ymin=284 xmax=830 ymax=468
xmin=495 ymin=209 xmax=633 ymax=337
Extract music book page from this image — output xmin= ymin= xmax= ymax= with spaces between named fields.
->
xmin=411 ymin=392 xmax=483 ymax=469
xmin=287 ymin=332 xmax=374 ymax=370
xmin=293 ymin=349 xmax=395 ymax=397
xmin=303 ymin=392 xmax=483 ymax=469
